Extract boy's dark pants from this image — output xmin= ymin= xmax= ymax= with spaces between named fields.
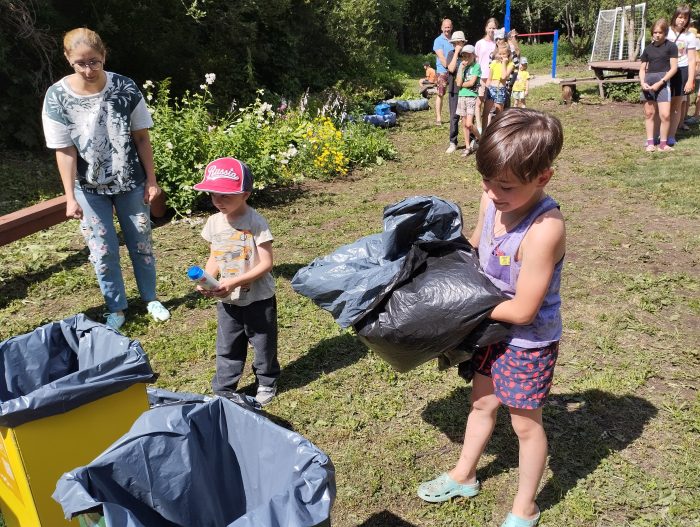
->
xmin=212 ymin=296 xmax=280 ymax=394
xmin=448 ymin=88 xmax=460 ymax=145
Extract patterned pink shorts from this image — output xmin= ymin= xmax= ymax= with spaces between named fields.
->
xmin=473 ymin=341 xmax=559 ymax=410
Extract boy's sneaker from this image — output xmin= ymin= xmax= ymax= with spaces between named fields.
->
xmin=104 ymin=312 xmax=125 ymax=331
xmin=255 ymin=386 xmax=277 ymax=406
xmin=147 ymin=301 xmax=170 ymax=322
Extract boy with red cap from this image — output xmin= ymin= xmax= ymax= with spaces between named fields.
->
xmin=193 ymin=157 xmax=279 ymax=406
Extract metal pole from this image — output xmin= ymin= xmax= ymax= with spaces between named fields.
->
xmin=552 ymin=30 xmax=559 ymax=78
xmin=505 ymin=0 xmax=511 ymax=33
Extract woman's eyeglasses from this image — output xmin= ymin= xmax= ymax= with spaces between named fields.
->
xmin=71 ymin=60 xmax=103 ymax=71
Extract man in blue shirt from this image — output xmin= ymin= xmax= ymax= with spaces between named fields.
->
xmin=433 ymin=18 xmax=454 ymax=125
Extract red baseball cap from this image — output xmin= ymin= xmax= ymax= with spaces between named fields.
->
xmin=192 ymin=157 xmax=253 ymax=194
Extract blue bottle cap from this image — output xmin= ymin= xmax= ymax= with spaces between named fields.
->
xmin=187 ymin=266 xmax=204 ymax=280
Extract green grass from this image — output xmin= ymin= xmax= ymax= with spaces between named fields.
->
xmin=1 ymin=79 xmax=699 ymax=526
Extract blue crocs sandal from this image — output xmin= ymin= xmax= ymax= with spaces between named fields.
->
xmin=417 ymin=473 xmax=480 ymax=503
xmin=501 ymin=508 xmax=541 ymax=527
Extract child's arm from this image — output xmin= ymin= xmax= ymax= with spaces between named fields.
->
xmin=212 ymin=241 xmax=273 ymax=298
xmin=489 ymin=209 xmax=566 ymax=325
xmin=464 ymin=72 xmax=479 ymax=88
xmin=468 ymin=191 xmax=490 ymax=247
xmin=456 ymin=64 xmax=465 ymax=87
xmin=524 ymin=77 xmax=529 ymax=95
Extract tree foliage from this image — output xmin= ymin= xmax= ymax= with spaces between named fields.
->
xmin=0 ymin=0 xmax=687 ymax=148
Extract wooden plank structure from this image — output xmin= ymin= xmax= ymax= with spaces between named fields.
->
xmin=0 ymin=193 xmax=167 ymax=247
xmin=0 ymin=196 xmax=67 ymax=246
xmin=562 ymin=59 xmax=700 ymax=103
xmin=561 ymin=60 xmax=642 ymax=103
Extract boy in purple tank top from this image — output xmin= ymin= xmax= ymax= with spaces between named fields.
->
xmin=417 ymin=109 xmax=565 ymax=527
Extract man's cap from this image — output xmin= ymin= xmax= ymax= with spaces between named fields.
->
xmin=193 ymin=157 xmax=253 ymax=194
xmin=461 ymin=44 xmax=476 ymax=54
xmin=449 ymin=31 xmax=466 ymax=43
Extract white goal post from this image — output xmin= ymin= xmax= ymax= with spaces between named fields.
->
xmin=591 ymin=3 xmax=647 ymax=62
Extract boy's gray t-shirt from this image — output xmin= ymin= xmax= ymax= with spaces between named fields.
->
xmin=201 ymin=207 xmax=275 ymax=306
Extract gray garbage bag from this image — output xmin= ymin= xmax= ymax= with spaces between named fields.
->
xmin=53 ymin=397 xmax=335 ymax=527
xmin=146 ymin=386 xmax=261 ymax=411
xmin=0 ymin=314 xmax=155 ymax=427
xmin=291 ymin=196 xmax=463 ymax=328
xmin=354 ymin=240 xmax=509 ymax=372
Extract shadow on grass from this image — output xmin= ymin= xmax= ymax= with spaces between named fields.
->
xmin=274 ymin=262 xmax=306 ymax=281
xmin=357 ymin=510 xmax=418 ymax=526
xmin=422 ymin=387 xmax=657 ymax=512
xmin=0 ymin=218 xmax=175 ymax=312
xmin=278 ymin=333 xmax=368 ymax=394
xmin=0 ymin=249 xmax=89 ymax=310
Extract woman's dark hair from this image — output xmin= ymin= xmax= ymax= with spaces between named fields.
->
xmin=671 ymin=5 xmax=692 ymax=31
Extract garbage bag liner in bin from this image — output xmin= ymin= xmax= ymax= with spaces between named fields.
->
xmin=291 ymin=196 xmax=464 ymax=328
xmin=354 ymin=240 xmax=510 ymax=372
xmin=53 ymin=397 xmax=336 ymax=527
xmin=0 ymin=314 xmax=155 ymax=427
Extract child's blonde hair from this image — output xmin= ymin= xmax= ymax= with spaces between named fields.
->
xmin=496 ymin=41 xmax=511 ymax=59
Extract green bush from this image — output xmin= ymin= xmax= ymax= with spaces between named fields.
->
xmin=520 ymin=38 xmax=576 ymax=69
xmin=605 ymin=82 xmax=640 ymax=103
xmin=147 ymin=77 xmax=396 ymax=216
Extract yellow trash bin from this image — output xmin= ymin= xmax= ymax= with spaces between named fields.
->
xmin=0 ymin=315 xmax=155 ymax=527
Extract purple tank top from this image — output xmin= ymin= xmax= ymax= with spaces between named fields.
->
xmin=478 ymin=195 xmax=563 ymax=348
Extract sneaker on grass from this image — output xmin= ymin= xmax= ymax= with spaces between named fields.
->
xmin=255 ymin=385 xmax=277 ymax=406
xmin=104 ymin=312 xmax=125 ymax=331
xmin=147 ymin=301 xmax=170 ymax=322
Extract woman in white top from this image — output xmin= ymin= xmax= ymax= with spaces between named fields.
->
xmin=42 ymin=28 xmax=170 ymax=330
xmin=667 ymin=4 xmax=696 ymax=143
xmin=474 ymin=18 xmax=499 ymax=133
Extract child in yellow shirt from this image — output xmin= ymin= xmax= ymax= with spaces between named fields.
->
xmin=511 ymin=57 xmax=531 ymax=108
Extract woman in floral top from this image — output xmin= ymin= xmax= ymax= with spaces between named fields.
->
xmin=42 ymin=27 xmax=170 ymax=330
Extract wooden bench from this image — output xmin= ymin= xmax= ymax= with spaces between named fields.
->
xmin=561 ymin=75 xmax=640 ymax=104
xmin=0 ymin=192 xmax=167 ymax=247
xmin=0 ymin=195 xmax=67 ymax=246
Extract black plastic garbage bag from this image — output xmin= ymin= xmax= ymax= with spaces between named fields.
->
xmin=291 ymin=196 xmax=464 ymax=328
xmin=53 ymin=397 xmax=335 ymax=527
xmin=0 ymin=314 xmax=155 ymax=427
xmin=354 ymin=240 xmax=510 ymax=373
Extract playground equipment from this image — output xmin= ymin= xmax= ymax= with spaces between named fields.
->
xmin=517 ymin=31 xmax=560 ymax=78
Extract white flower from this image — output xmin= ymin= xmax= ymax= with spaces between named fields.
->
xmin=143 ymin=80 xmax=154 ymax=89
xmin=166 ymin=141 xmax=174 ymax=150
xmin=205 ymin=73 xmax=216 ymax=85
xmin=200 ymin=84 xmax=207 ymax=90
xmin=280 ymin=159 xmax=289 ymax=165
xmin=270 ymin=154 xmax=276 ymax=160
xmin=236 ymin=118 xmax=243 ymax=123
xmin=146 ymin=94 xmax=153 ymax=101
xmin=147 ymin=107 xmax=155 ymax=114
